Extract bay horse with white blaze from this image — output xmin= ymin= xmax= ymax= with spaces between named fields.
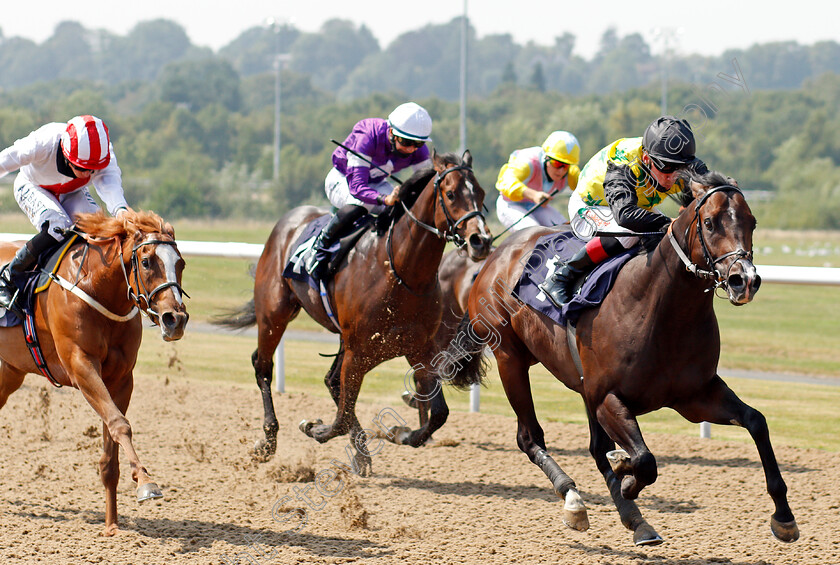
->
xmin=218 ymin=151 xmax=492 ymax=473
xmin=438 ymin=171 xmax=798 ymax=545
xmin=0 ymin=210 xmax=188 ymax=536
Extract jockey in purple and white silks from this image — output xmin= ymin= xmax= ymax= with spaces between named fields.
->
xmin=305 ymin=102 xmax=433 ymax=279
xmin=0 ymin=115 xmax=130 ymax=313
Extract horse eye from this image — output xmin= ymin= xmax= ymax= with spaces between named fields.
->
xmin=446 ymin=191 xmax=455 ymax=201
xmin=703 ymin=218 xmax=713 ymax=231
xmin=141 ymin=257 xmax=151 ymax=269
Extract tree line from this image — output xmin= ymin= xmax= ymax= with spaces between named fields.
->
xmin=0 ymin=19 xmax=839 ymax=228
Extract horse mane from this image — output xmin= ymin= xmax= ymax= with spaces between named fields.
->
xmin=74 ymin=210 xmax=174 ymax=240
xmin=374 ymin=155 xmax=463 ymax=233
xmin=673 ymin=168 xmax=736 ymax=208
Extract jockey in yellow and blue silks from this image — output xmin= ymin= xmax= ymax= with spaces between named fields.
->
xmin=495 ymin=131 xmax=581 ymax=231
xmin=539 ymin=116 xmax=709 ymax=307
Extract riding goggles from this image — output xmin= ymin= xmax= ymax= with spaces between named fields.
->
xmin=393 ymin=135 xmax=425 ymax=148
xmin=649 ymin=157 xmax=683 ymax=174
xmin=546 ymin=157 xmax=569 ymax=169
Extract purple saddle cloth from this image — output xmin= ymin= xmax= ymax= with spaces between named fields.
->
xmin=512 ymin=232 xmax=638 ymax=327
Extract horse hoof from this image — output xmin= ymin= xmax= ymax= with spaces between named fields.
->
xmin=633 ymin=523 xmax=664 ymax=546
xmin=137 ymin=482 xmax=163 ymax=503
xmin=606 ymin=449 xmax=632 ymax=475
xmin=388 ymin=425 xmax=412 ymax=445
xmin=299 ymin=418 xmax=323 ymax=436
xmin=561 ymin=489 xmax=590 ymax=531
xmin=253 ymin=438 xmax=275 ymax=460
xmin=770 ymin=517 xmax=800 ymax=543
xmin=401 ymin=391 xmax=419 ymax=409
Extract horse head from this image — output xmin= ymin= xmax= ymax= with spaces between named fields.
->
xmin=122 ymin=214 xmax=190 ymax=340
xmin=675 ymin=171 xmax=760 ymax=305
xmin=76 ymin=210 xmax=190 ymax=341
xmin=430 ymin=150 xmax=493 ymax=260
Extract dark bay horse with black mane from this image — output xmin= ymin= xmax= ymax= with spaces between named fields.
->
xmin=437 ymin=170 xmax=799 ymax=545
xmin=218 ymin=150 xmax=492 ymax=473
xmin=0 ymin=210 xmax=189 ymax=536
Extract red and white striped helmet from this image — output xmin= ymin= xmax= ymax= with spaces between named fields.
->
xmin=61 ymin=115 xmax=111 ymax=170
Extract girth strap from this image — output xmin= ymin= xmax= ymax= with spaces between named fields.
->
xmin=566 ymin=322 xmax=585 ymax=382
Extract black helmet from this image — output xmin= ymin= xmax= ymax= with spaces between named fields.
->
xmin=642 ymin=116 xmax=696 ymax=164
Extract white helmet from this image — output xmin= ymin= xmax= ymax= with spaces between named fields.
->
xmin=387 ymin=102 xmax=433 ymax=141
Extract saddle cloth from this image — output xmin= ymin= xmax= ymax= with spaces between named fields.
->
xmin=282 ymin=214 xmax=373 ymax=289
xmin=512 ymin=232 xmax=638 ymax=327
xmin=0 ymin=235 xmax=79 ymax=327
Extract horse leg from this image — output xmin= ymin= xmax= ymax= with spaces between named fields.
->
xmin=323 ymin=342 xmax=345 ymax=406
xmin=0 ymin=362 xmax=25 ymax=409
xmin=673 ymin=375 xmax=798 ymax=542
xmin=99 ymin=420 xmax=121 ymax=536
xmin=387 ymin=353 xmax=447 ymax=447
xmin=252 ymin=287 xmax=300 ymax=458
xmin=300 ymin=348 xmax=372 ymax=446
xmin=594 ymin=392 xmax=658 ymax=501
xmin=497 ymin=350 xmax=589 ymax=531
xmin=586 ymin=405 xmax=663 ymax=546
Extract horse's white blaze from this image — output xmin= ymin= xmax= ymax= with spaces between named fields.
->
xmin=155 ymin=245 xmax=183 ymax=304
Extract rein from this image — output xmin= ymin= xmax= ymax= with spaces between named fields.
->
xmin=399 ymin=164 xmax=484 ymax=247
xmin=389 ymin=163 xmax=485 ymax=295
xmin=124 ymin=237 xmax=189 ymax=322
xmin=667 ymin=184 xmax=753 ymax=292
xmin=57 ymin=231 xmax=187 ymax=324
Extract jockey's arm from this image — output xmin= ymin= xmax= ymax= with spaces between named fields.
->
xmin=603 ymin=163 xmax=671 ymax=233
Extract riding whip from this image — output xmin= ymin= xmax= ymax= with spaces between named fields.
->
xmin=492 ymin=187 xmax=561 ymax=242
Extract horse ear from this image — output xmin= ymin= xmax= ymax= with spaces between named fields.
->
xmin=689 ymin=180 xmax=709 ymax=201
xmin=462 ymin=149 xmax=472 ymax=167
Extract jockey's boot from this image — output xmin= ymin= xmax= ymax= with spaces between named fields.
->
xmin=539 ymin=247 xmax=597 ymax=308
xmin=0 ymin=245 xmax=38 ymax=313
xmin=304 ymin=204 xmax=367 ymax=280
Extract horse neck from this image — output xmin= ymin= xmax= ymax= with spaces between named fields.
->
xmin=642 ymin=217 xmax=716 ymax=321
xmin=78 ymin=237 xmax=132 ymax=307
xmin=390 ymin=179 xmax=447 ymax=290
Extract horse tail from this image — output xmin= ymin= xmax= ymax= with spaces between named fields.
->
xmin=435 ymin=312 xmax=489 ymax=391
xmin=211 ymin=299 xmax=257 ymax=329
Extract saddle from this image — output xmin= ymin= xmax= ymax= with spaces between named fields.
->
xmin=284 ymin=214 xmax=375 ymax=287
xmin=513 ymin=232 xmax=638 ymax=327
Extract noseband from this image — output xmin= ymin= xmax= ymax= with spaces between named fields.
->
xmin=122 ymin=237 xmax=189 ymax=323
xmin=399 ymin=164 xmax=485 ymax=248
xmin=389 ymin=162 xmax=486 ymax=295
xmin=668 ymin=184 xmax=753 ymax=291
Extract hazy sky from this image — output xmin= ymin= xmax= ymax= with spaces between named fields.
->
xmin=2 ymin=0 xmax=838 ymax=59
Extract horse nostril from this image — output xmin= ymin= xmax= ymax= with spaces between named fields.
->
xmin=469 ymin=233 xmax=485 ymax=250
xmin=753 ymin=274 xmax=762 ymax=291
xmin=728 ymin=274 xmax=745 ymax=291
xmin=162 ymin=312 xmax=177 ymax=329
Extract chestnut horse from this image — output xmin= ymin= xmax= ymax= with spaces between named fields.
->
xmin=0 ymin=210 xmax=189 ymax=536
xmin=218 ymin=151 xmax=492 ymax=473
xmin=437 ymin=171 xmax=798 ymax=545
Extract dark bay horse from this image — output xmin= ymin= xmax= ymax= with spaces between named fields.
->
xmin=218 ymin=151 xmax=492 ymax=473
xmin=437 ymin=171 xmax=798 ymax=545
xmin=402 ymin=247 xmax=487 ymax=419
xmin=0 ymin=210 xmax=189 ymax=536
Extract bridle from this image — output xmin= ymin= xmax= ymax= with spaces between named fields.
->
xmin=668 ymin=184 xmax=753 ymax=293
xmin=121 ymin=235 xmax=189 ymax=324
xmin=388 ymin=162 xmax=486 ymax=295
xmin=398 ymin=164 xmax=485 ymax=248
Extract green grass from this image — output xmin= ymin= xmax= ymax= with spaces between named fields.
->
xmin=5 ymin=213 xmax=840 ymax=450
xmin=136 ymin=328 xmax=840 ymax=452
